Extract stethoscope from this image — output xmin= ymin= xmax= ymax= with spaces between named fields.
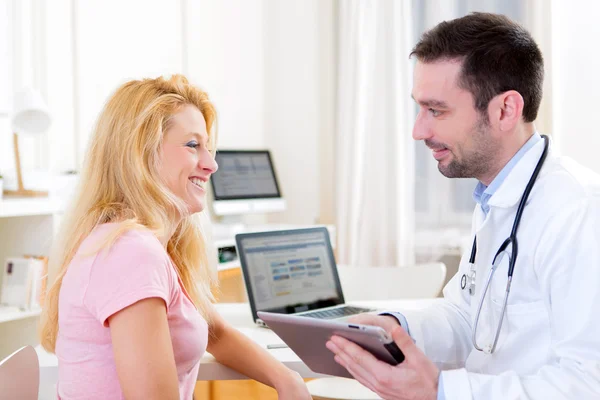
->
xmin=461 ymin=135 xmax=549 ymax=354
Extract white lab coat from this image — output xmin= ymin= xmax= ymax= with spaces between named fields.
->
xmin=400 ymin=138 xmax=600 ymax=399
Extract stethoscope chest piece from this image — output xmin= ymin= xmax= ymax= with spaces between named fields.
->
xmin=460 ymin=268 xmax=477 ymax=295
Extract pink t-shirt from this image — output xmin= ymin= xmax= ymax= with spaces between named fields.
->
xmin=56 ymin=224 xmax=208 ymax=400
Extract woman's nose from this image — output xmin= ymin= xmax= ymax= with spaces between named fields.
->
xmin=199 ymin=150 xmax=218 ymax=174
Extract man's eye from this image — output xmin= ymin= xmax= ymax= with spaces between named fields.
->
xmin=429 ymin=108 xmax=441 ymax=117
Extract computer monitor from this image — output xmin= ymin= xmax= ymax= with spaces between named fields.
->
xmin=210 ymin=150 xmax=286 ymax=216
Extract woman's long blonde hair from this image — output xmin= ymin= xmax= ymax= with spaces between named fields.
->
xmin=39 ymin=75 xmax=218 ymax=352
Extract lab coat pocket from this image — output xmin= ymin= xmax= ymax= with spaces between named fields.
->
xmin=487 ymin=253 xmax=549 ymax=356
xmin=473 ymin=299 xmax=550 ymax=374
xmin=496 ymin=299 xmax=546 ymax=315
xmin=494 ymin=299 xmax=550 ymax=373
xmin=488 ymin=252 xmax=544 ymax=313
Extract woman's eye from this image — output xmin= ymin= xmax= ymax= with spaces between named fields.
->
xmin=186 ymin=141 xmax=199 ymax=149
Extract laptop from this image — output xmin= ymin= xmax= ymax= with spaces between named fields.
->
xmin=235 ymin=227 xmax=375 ymax=327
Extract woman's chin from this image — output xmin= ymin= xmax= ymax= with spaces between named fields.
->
xmin=186 ymin=199 xmax=205 ymax=215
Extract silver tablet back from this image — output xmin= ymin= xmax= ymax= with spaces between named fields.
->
xmin=258 ymin=311 xmax=400 ymax=378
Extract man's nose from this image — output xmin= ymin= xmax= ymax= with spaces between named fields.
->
xmin=412 ymin=111 xmax=432 ymax=141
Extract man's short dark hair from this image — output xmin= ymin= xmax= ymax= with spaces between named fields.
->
xmin=411 ymin=12 xmax=544 ymax=123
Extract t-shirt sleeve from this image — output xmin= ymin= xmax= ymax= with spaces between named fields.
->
xmin=83 ymin=230 xmax=174 ymax=327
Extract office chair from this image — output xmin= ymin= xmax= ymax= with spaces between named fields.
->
xmin=0 ymin=345 xmax=40 ymax=400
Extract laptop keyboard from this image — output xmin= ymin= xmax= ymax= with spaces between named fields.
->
xmin=300 ymin=305 xmax=373 ymax=320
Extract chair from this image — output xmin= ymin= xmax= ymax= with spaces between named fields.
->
xmin=337 ymin=262 xmax=447 ymax=301
xmin=0 ymin=345 xmax=40 ymax=400
xmin=307 ymin=262 xmax=447 ymax=400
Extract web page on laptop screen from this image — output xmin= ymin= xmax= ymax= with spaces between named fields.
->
xmin=241 ymin=231 xmax=340 ymax=312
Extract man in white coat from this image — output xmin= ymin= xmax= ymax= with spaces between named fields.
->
xmin=326 ymin=12 xmax=600 ymax=400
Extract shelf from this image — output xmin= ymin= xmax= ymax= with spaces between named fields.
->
xmin=0 ymin=197 xmax=64 ymax=218
xmin=0 ymin=306 xmax=42 ymax=324
xmin=217 ymin=261 xmax=241 ymax=272
xmin=214 ymin=238 xmax=236 ymax=249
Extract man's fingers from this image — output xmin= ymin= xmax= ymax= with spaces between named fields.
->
xmin=347 ymin=314 xmax=398 ymax=333
xmin=330 ymin=335 xmax=380 ymax=369
xmin=328 ymin=337 xmax=383 ymax=394
xmin=333 ymin=354 xmax=378 ymax=392
xmin=391 ymin=326 xmax=418 ymax=358
xmin=329 ymin=339 xmax=372 ymax=382
xmin=329 ymin=335 xmax=396 ymax=386
xmin=347 ymin=313 xmax=377 ymax=324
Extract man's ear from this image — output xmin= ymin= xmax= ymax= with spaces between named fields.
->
xmin=489 ymin=90 xmax=524 ymax=132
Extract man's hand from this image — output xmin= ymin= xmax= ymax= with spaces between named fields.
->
xmin=326 ymin=326 xmax=440 ymax=400
xmin=347 ymin=313 xmax=401 ymax=334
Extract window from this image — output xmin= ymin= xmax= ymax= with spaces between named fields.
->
xmin=411 ymin=0 xmax=526 ymax=232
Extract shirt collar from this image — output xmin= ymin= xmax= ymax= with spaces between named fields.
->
xmin=473 ymin=132 xmax=542 ymax=214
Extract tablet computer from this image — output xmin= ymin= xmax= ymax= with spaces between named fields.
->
xmin=258 ymin=311 xmax=405 ymax=378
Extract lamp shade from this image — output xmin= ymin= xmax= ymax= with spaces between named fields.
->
xmin=11 ymin=87 xmax=51 ymax=135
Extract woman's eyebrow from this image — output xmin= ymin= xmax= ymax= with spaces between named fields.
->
xmin=186 ymin=132 xmax=209 ymax=143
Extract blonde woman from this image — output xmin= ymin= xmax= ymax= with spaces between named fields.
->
xmin=39 ymin=75 xmax=310 ymax=400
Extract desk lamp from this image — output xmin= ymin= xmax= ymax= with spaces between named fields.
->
xmin=3 ymin=87 xmax=52 ymax=197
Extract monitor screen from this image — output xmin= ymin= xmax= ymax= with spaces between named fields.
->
xmin=211 ymin=150 xmax=282 ymax=200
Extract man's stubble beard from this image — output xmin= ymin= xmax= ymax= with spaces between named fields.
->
xmin=438 ymin=116 xmax=498 ymax=180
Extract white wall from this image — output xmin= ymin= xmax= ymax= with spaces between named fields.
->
xmin=0 ymin=0 xmax=11 ymax=115
xmin=73 ymin=0 xmax=185 ymax=163
xmin=0 ymin=0 xmax=12 ymax=175
xmin=73 ymin=0 xmax=269 ymax=162
xmin=0 ymin=0 xmax=40 ymax=182
xmin=0 ymin=0 xmax=334 ymax=225
xmin=0 ymin=0 xmax=79 ymax=177
xmin=45 ymin=0 xmax=77 ymax=173
xmin=263 ymin=0 xmax=336 ymax=225
xmin=186 ymin=1 xmax=266 ymax=149
xmin=550 ymin=0 xmax=600 ymax=173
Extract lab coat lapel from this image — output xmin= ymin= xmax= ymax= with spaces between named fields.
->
xmin=471 ymin=138 xmax=549 ymax=301
xmin=470 ymin=137 xmax=548 ymax=236
xmin=467 ymin=138 xmax=551 ymax=371
xmin=487 ymin=138 xmax=549 ymax=210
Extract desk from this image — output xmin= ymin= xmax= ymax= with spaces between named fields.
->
xmin=36 ymin=299 xmax=439 ymax=395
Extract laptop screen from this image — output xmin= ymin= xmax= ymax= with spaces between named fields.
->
xmin=236 ymin=227 xmax=345 ymax=320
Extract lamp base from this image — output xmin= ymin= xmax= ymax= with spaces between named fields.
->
xmin=3 ymin=188 xmax=49 ymax=198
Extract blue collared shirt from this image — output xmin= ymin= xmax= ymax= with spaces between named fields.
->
xmin=472 ymin=133 xmax=542 ymax=216
xmin=384 ymin=132 xmax=542 ymax=400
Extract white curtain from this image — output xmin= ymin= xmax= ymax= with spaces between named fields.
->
xmin=522 ymin=0 xmax=553 ymax=137
xmin=335 ymin=0 xmax=415 ymax=267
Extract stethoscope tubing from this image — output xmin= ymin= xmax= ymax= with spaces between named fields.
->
xmin=469 ymin=135 xmax=550 ymax=281
xmin=469 ymin=135 xmax=550 ymax=353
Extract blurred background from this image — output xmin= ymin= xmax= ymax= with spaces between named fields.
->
xmin=0 ymin=1 xmax=599 ymax=396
